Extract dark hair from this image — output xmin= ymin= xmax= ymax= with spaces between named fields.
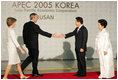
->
xmin=75 ymin=17 xmax=83 ymax=24
xmin=98 ymin=19 xmax=107 ymax=28
xmin=30 ymin=13 xmax=37 ymax=20
xmin=6 ymin=17 xmax=17 ymax=26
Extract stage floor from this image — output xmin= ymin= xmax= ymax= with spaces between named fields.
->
xmin=1 ymin=59 xmax=117 ymax=74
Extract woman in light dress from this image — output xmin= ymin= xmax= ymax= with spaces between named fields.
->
xmin=95 ymin=19 xmax=114 ymax=79
xmin=3 ymin=17 xmax=29 ymax=79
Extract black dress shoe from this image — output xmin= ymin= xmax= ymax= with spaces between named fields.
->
xmin=73 ymin=73 xmax=80 ymax=76
xmin=77 ymin=74 xmax=86 ymax=77
xmin=32 ymin=74 xmax=43 ymax=77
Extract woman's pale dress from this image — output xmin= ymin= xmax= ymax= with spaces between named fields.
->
xmin=7 ymin=28 xmax=20 ymax=65
xmin=95 ymin=29 xmax=114 ymax=78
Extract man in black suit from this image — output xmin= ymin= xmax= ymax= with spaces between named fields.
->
xmin=59 ymin=17 xmax=88 ymax=77
xmin=21 ymin=13 xmax=56 ymax=77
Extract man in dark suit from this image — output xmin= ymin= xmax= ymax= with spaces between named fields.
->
xmin=59 ymin=17 xmax=88 ymax=77
xmin=21 ymin=13 xmax=56 ymax=77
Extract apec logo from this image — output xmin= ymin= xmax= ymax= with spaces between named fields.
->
xmin=12 ymin=1 xmax=79 ymax=9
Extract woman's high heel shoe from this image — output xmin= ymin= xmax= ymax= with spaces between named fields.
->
xmin=2 ymin=77 xmax=8 ymax=79
xmin=20 ymin=76 xmax=30 ymax=79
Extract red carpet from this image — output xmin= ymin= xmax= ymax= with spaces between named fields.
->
xmin=1 ymin=71 xmax=117 ymax=79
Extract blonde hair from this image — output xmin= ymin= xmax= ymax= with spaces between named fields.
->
xmin=6 ymin=17 xmax=17 ymax=27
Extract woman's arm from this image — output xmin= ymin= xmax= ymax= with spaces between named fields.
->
xmin=17 ymin=46 xmax=25 ymax=54
xmin=104 ymin=32 xmax=110 ymax=55
xmin=9 ymin=29 xmax=25 ymax=54
xmin=9 ymin=29 xmax=20 ymax=47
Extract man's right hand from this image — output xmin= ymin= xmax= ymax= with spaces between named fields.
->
xmin=59 ymin=34 xmax=65 ymax=38
xmin=52 ymin=33 xmax=65 ymax=38
xmin=52 ymin=33 xmax=58 ymax=38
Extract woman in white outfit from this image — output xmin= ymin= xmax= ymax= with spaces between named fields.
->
xmin=95 ymin=19 xmax=114 ymax=79
xmin=3 ymin=17 xmax=29 ymax=79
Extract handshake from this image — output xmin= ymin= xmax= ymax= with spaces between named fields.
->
xmin=52 ymin=34 xmax=65 ymax=38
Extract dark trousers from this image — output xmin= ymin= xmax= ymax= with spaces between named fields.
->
xmin=75 ymin=48 xmax=86 ymax=75
xmin=21 ymin=48 xmax=39 ymax=74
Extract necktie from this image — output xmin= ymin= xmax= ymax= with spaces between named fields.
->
xmin=77 ymin=27 xmax=79 ymax=32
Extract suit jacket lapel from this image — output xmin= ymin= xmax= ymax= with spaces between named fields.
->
xmin=77 ymin=25 xmax=84 ymax=33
